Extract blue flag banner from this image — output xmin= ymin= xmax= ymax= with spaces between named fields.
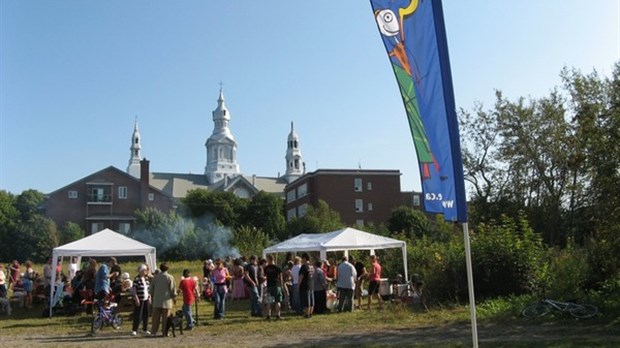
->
xmin=370 ymin=0 xmax=467 ymax=222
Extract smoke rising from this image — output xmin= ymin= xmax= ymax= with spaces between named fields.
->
xmin=130 ymin=210 xmax=239 ymax=260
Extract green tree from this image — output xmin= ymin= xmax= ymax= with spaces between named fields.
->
xmin=234 ymin=225 xmax=270 ymax=257
xmin=387 ymin=206 xmax=431 ymax=239
xmin=58 ymin=221 xmax=85 ymax=245
xmin=562 ymin=62 xmax=620 ymax=285
xmin=14 ymin=189 xmax=45 ymax=221
xmin=284 ymin=200 xmax=343 ymax=239
xmin=459 ymin=65 xmax=620 ymax=245
xmin=17 ymin=215 xmax=59 ymax=262
xmin=459 ymin=102 xmax=513 ymax=224
xmin=0 ymin=190 xmax=56 ymax=262
xmin=182 ymin=189 xmax=247 ymax=228
xmin=0 ymin=191 xmax=19 ymax=260
xmin=496 ymin=91 xmax=574 ymax=244
xmin=241 ymin=191 xmax=286 ymax=239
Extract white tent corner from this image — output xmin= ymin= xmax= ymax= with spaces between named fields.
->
xmin=49 ymin=228 xmax=156 ymax=316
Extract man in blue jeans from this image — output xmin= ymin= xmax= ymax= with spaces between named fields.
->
xmin=94 ymin=257 xmax=119 ymax=301
xmin=179 ymin=269 xmax=198 ymax=330
xmin=244 ymin=255 xmax=262 ymax=317
xmin=211 ymin=259 xmax=229 ymax=319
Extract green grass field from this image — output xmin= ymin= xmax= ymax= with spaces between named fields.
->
xmin=1 ymin=261 xmax=619 ymax=347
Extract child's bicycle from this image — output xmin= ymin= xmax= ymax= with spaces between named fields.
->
xmin=91 ymin=298 xmax=123 ymax=334
xmin=522 ymin=298 xmax=598 ymax=319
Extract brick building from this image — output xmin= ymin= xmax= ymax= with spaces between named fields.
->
xmin=44 ymin=159 xmax=174 ymax=234
xmin=284 ymin=169 xmax=406 ymax=226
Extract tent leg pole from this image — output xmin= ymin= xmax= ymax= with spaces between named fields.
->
xmin=462 ymin=222 xmax=478 ymax=348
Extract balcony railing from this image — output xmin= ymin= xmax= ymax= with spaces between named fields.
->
xmin=87 ymin=194 xmax=112 ymax=204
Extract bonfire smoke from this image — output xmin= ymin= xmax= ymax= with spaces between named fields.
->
xmin=130 ymin=212 xmax=240 ymax=260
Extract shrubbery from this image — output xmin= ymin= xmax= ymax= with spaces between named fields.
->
xmin=383 ymin=210 xmax=616 ymax=305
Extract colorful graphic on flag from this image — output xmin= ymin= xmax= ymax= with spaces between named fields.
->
xmin=370 ymin=0 xmax=467 ymax=222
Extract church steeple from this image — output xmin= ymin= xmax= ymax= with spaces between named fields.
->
xmin=205 ymin=86 xmax=240 ymax=184
xmin=211 ymin=86 xmax=232 ymax=137
xmin=127 ymin=117 xmax=142 ymax=178
xmin=284 ymin=121 xmax=303 ymax=183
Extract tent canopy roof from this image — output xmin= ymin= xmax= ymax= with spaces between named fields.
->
xmin=263 ymin=227 xmax=405 ymax=255
xmin=54 ymin=228 xmax=156 ymax=257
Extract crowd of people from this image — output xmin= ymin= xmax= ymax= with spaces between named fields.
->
xmin=0 ymin=259 xmax=58 ymax=314
xmin=1 ymin=252 xmax=389 ymax=337
xmin=196 ymin=252 xmax=385 ymax=322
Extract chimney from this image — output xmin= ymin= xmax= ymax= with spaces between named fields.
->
xmin=140 ymin=158 xmax=150 ymax=186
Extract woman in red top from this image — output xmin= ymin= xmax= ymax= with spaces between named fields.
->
xmin=367 ymin=255 xmax=383 ymax=310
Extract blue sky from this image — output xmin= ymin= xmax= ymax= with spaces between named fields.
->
xmin=1 ymin=1 xmax=619 ymax=195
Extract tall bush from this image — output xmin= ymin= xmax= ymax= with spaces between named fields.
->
xmin=541 ymin=239 xmax=589 ymax=298
xmin=471 ymin=214 xmax=544 ymax=299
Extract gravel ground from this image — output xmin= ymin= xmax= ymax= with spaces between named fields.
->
xmin=2 ymin=320 xmax=619 ymax=347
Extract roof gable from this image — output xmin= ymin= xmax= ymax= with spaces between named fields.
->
xmin=47 ymin=166 xmax=171 ymax=199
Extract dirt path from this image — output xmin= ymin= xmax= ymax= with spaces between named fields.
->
xmin=4 ymin=320 xmax=620 ymax=347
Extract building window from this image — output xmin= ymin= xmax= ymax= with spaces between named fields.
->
xmin=297 ymin=183 xmax=307 ymax=198
xmin=287 ymin=189 xmax=297 ymax=203
xmin=367 ymin=182 xmax=372 ymax=190
xmin=298 ymin=203 xmax=308 ymax=218
xmin=368 ymin=202 xmax=373 ymax=211
xmin=287 ymin=208 xmax=297 ymax=221
xmin=355 ymin=199 xmax=364 ymax=213
xmin=119 ymin=222 xmax=131 ymax=234
xmin=118 ymin=186 xmax=127 ymax=199
xmin=91 ymin=188 xmax=106 ymax=202
xmin=354 ymin=178 xmax=362 ymax=192
xmin=356 ymin=219 xmax=364 ymax=227
xmin=148 ymin=193 xmax=154 ymax=201
xmin=68 ymin=190 xmax=78 ymax=199
xmin=413 ymin=195 xmax=421 ymax=206
xmin=91 ymin=222 xmax=104 ymax=234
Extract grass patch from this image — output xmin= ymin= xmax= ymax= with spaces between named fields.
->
xmin=2 ymin=261 xmax=619 ymax=347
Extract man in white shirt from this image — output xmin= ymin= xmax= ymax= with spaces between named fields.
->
xmin=336 ymin=256 xmax=357 ymax=312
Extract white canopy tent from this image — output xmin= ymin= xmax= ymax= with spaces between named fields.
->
xmin=49 ymin=228 xmax=156 ymax=316
xmin=263 ymin=227 xmax=408 ymax=280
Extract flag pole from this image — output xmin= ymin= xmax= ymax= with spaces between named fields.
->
xmin=462 ymin=222 xmax=478 ymax=348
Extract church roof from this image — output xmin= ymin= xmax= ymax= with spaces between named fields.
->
xmin=150 ymin=172 xmax=209 ymax=198
xmin=149 ymin=172 xmax=287 ymax=199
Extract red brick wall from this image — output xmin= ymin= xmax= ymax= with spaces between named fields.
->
xmin=45 ymin=167 xmax=173 ymax=234
xmin=285 ymin=170 xmax=402 ymax=226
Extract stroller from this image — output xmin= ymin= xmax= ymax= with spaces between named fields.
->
xmin=43 ymin=283 xmax=79 ymax=317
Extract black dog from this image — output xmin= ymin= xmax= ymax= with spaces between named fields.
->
xmin=164 ymin=310 xmax=184 ymax=337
